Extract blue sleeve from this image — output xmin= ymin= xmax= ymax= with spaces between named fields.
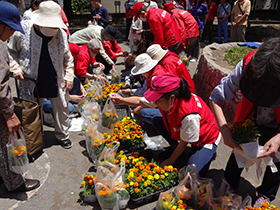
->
xmin=203 ymin=4 xmax=208 ymax=15
xmin=187 ymin=0 xmax=192 ymax=10
xmin=210 ymin=60 xmax=244 ymax=103
xmin=99 ymin=7 xmax=110 ymax=26
xmin=125 ymin=2 xmax=130 ymax=10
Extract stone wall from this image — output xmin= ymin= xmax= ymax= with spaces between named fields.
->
xmin=193 ymin=43 xmax=242 ymax=124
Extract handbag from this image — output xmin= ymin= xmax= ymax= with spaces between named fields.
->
xmin=6 ymin=129 xmax=29 ymax=174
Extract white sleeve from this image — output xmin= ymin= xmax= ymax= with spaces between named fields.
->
xmin=180 ymin=114 xmax=201 ymax=143
xmin=140 ymin=97 xmax=158 ymax=108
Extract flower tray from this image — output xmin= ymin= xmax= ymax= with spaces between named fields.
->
xmin=129 ymin=183 xmax=177 ymax=207
xmin=101 ymin=104 xmax=132 ymax=120
xmin=119 ymin=142 xmax=147 ymax=155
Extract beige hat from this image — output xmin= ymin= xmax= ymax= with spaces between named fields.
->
xmin=30 ymin=1 xmax=66 ymax=30
xmin=131 ymin=53 xmax=159 ymax=75
xmin=146 ymin=44 xmax=168 ymax=61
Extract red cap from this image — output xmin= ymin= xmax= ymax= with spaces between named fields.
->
xmin=132 ymin=2 xmax=144 ymax=20
xmin=69 ymin=43 xmax=80 ymax=59
xmin=163 ymin=3 xmax=175 ymax=11
xmin=144 ymin=73 xmax=180 ymax=102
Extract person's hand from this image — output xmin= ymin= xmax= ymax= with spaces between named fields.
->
xmin=258 ymin=134 xmax=280 ymax=158
xmin=97 ymin=62 xmax=105 ymax=70
xmin=218 ymin=19 xmax=223 ymax=24
xmin=123 ymin=51 xmax=129 ymax=57
xmin=87 ymin=20 xmax=92 ymax=25
xmin=70 ymin=95 xmax=85 ymax=103
xmin=94 ymin=14 xmax=101 ymax=20
xmin=112 ymin=63 xmax=116 ymax=70
xmin=95 ymin=74 xmax=108 ymax=83
xmin=14 ymin=70 xmax=25 ymax=80
xmin=135 ymin=29 xmax=143 ymax=35
xmin=80 ymin=87 xmax=88 ymax=98
xmin=121 ymin=88 xmax=132 ymax=95
xmin=132 ymin=106 xmax=142 ymax=115
xmin=160 ymin=158 xmax=173 ymax=167
xmin=110 ymin=93 xmax=124 ymax=104
xmin=232 ymin=22 xmax=237 ymax=27
xmin=62 ymin=80 xmax=73 ymax=92
xmin=220 ymin=125 xmax=242 ymax=150
xmin=4 ymin=113 xmax=21 ymax=135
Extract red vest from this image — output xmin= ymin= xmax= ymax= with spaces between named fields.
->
xmin=234 ymin=50 xmax=280 ymax=124
xmin=147 ymin=8 xmax=182 ymax=48
xmin=146 ymin=65 xmax=167 ymax=89
xmin=160 ymin=51 xmax=195 ymax=93
xmin=161 ymin=94 xmax=220 ymax=146
xmin=172 ymin=9 xmax=199 ymax=43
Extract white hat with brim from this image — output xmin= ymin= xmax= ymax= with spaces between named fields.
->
xmin=30 ymin=1 xmax=67 ymax=30
xmin=146 ymin=44 xmax=168 ymax=61
xmin=131 ymin=53 xmax=159 ymax=75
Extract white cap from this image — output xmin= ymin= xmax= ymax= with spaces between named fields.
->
xmin=146 ymin=44 xmax=168 ymax=61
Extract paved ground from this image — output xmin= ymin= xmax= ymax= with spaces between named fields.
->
xmin=1 ymin=39 xmax=279 ymax=210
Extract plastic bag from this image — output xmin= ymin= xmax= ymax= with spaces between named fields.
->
xmin=97 ymin=99 xmax=119 ymax=135
xmin=92 ymin=66 xmax=103 ymax=76
xmin=6 ymin=130 xmax=29 ymax=174
xmin=95 ymin=180 xmax=119 ymax=210
xmin=81 ymin=100 xmax=101 ymax=121
xmin=88 ymin=129 xmax=105 ymax=163
xmin=195 ymin=178 xmax=215 ymax=210
xmin=111 ymin=68 xmax=121 ymax=84
xmin=114 ymin=161 xmax=130 ymax=209
xmin=156 ymin=187 xmax=176 ymax=210
xmin=80 ymin=172 xmax=97 ymax=202
xmin=98 ymin=142 xmax=120 ymax=173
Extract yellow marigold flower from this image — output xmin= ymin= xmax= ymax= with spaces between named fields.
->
xmin=120 ymin=150 xmax=124 ymax=154
xmin=177 ymin=200 xmax=183 ymax=205
xmin=161 ymin=175 xmax=165 ymax=179
xmin=165 ymin=173 xmax=168 ymax=176
xmin=154 ymin=174 xmax=160 ymax=180
xmin=143 ymin=172 xmax=148 ymax=177
xmin=144 ymin=182 xmax=148 ymax=187
xmin=148 ymin=175 xmax=153 ymax=180
xmin=130 ymin=181 xmax=134 ymax=186
xmin=146 ymin=180 xmax=151 ymax=185
xmin=81 ymin=181 xmax=86 ymax=187
xmin=129 ymin=172 xmax=134 ymax=178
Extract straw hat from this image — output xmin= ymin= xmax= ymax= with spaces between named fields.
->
xmin=30 ymin=1 xmax=66 ymax=29
xmin=146 ymin=44 xmax=168 ymax=61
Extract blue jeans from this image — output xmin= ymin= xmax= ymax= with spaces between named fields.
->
xmin=187 ymin=144 xmax=217 ymax=177
xmin=218 ymin=19 xmax=228 ymax=43
xmin=43 ymin=98 xmax=74 ymax=116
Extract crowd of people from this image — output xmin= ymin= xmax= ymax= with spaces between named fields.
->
xmin=0 ymin=0 xmax=279 ymax=208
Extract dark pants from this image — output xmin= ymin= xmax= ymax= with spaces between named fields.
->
xmin=126 ymin=18 xmax=132 ymax=40
xmin=224 ymin=125 xmax=280 ymax=201
xmin=191 ymin=28 xmax=203 ymax=59
xmin=95 ymin=55 xmax=113 ymax=75
xmin=201 ymin=21 xmax=214 ymax=44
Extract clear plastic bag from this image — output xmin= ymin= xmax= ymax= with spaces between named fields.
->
xmin=6 ymin=130 xmax=29 ymax=174
xmin=111 ymin=68 xmax=121 ymax=84
xmin=156 ymin=188 xmax=176 ymax=210
xmin=95 ymin=181 xmax=119 ymax=210
xmin=88 ymin=129 xmax=105 ymax=163
xmin=81 ymin=100 xmax=101 ymax=121
xmin=93 ymin=66 xmax=103 ymax=76
xmin=97 ymin=99 xmax=119 ymax=135
xmin=98 ymin=142 xmax=120 ymax=173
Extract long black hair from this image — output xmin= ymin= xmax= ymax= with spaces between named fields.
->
xmin=162 ymin=78 xmax=192 ymax=101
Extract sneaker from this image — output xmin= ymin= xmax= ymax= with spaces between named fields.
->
xmin=60 ymin=139 xmax=72 ymax=149
xmin=253 ymin=193 xmax=270 ymax=207
xmin=189 ymin=57 xmax=197 ymax=63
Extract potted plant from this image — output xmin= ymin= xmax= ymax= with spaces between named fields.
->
xmin=80 ymin=173 xmax=97 ymax=203
xmin=230 ymin=119 xmax=261 ymax=158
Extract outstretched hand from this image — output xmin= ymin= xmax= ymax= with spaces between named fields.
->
xmin=110 ymin=93 xmax=124 ymax=104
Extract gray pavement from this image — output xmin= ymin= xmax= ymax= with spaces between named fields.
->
xmin=1 ymin=41 xmax=279 ymax=210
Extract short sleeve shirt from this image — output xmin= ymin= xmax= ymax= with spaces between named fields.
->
xmin=191 ymin=2 xmax=208 ymax=28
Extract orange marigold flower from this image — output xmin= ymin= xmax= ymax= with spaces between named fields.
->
xmin=134 ymin=188 xmax=139 ymax=193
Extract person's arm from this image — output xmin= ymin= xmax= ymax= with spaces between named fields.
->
xmin=203 ymin=14 xmax=208 ymax=26
xmin=63 ymin=33 xmax=74 ymax=92
xmin=110 ymin=94 xmax=142 ymax=106
xmin=258 ymin=134 xmax=280 ymax=158
xmin=148 ymin=12 xmax=165 ymax=46
xmin=98 ymin=7 xmax=110 ymax=26
xmin=0 ymin=42 xmax=21 ymax=134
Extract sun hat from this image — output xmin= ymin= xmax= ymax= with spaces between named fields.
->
xmin=87 ymin=38 xmax=102 ymax=50
xmin=0 ymin=1 xmax=24 ymax=34
xmin=146 ymin=44 xmax=168 ymax=61
xmin=144 ymin=73 xmax=180 ymax=102
xmin=30 ymin=1 xmax=67 ymax=29
xmin=101 ymin=25 xmax=123 ymax=41
xmin=131 ymin=53 xmax=159 ymax=75
xmin=163 ymin=3 xmax=175 ymax=11
xmin=240 ymin=60 xmax=280 ymax=108
xmin=134 ymin=0 xmax=144 ymax=4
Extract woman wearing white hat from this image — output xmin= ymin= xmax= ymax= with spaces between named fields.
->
xmin=8 ymin=1 xmax=75 ymax=149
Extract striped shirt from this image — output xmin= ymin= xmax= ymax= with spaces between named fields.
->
xmin=191 ymin=2 xmax=208 ymax=28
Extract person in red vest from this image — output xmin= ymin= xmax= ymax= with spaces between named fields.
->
xmin=146 ymin=44 xmax=195 ymax=93
xmin=69 ymin=39 xmax=107 ymax=82
xmin=102 ymin=40 xmax=128 ymax=63
xmin=201 ymin=0 xmax=217 ymax=44
xmin=144 ymin=73 xmax=220 ymax=176
xmin=209 ymin=37 xmax=280 ymax=205
xmin=163 ymin=3 xmax=199 ymax=57
xmin=132 ymin=2 xmax=182 ymax=54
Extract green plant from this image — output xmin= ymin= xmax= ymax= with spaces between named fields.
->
xmin=230 ymin=119 xmax=261 ymax=144
xmin=71 ymin=0 xmax=91 ymax=14
xmin=224 ymin=46 xmax=255 ymax=67
xmin=80 ymin=173 xmax=96 ymax=196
